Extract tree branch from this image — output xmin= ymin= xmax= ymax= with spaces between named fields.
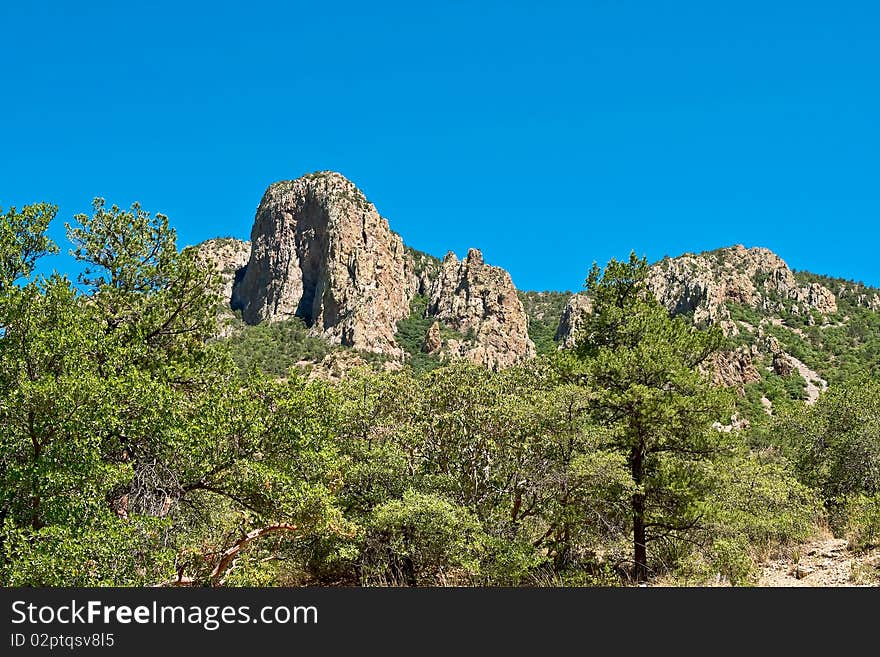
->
xmin=209 ymin=523 xmax=299 ymax=584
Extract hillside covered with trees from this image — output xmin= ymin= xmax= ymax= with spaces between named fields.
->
xmin=1 ymin=201 xmax=878 ymax=587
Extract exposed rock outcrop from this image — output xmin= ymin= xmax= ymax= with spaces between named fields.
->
xmin=422 ymin=320 xmax=442 ymax=354
xmin=647 ymin=245 xmax=837 ymax=329
xmin=760 ymin=332 xmax=827 ymax=403
xmin=426 ymin=249 xmax=535 ymax=369
xmin=552 ymin=246 xmax=836 ymax=403
xmin=406 ymin=247 xmax=441 ymax=298
xmin=192 ymin=237 xmax=251 ymax=336
xmin=193 ymin=237 xmax=251 ymax=303
xmin=555 ymin=294 xmax=593 ymax=349
xmin=556 ymin=245 xmax=819 ymax=347
xmin=304 ymin=350 xmax=402 ymax=384
xmin=231 ymin=172 xmax=412 ymax=356
xmin=703 ymin=346 xmax=762 ymax=390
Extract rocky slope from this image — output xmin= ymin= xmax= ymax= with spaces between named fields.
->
xmin=199 ymin=177 xmax=876 ymax=397
xmin=193 ymin=238 xmax=251 ymax=300
xmin=554 ymin=246 xmax=840 ymax=402
xmin=759 ymin=536 xmax=880 ymax=587
xmin=425 ymin=249 xmax=535 ymax=369
xmin=646 ymin=245 xmax=837 ymax=334
xmin=554 ymin=244 xmax=843 ymax=347
xmin=555 ymin=293 xmax=593 ymax=349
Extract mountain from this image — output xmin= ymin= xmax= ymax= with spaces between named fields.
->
xmin=554 ymin=245 xmax=880 ymax=413
xmin=191 ymin=237 xmax=251 ymax=337
xmin=196 ymin=171 xmax=535 ymax=372
xmin=194 ymin=173 xmax=880 ymax=409
xmin=230 ymin=172 xmax=413 ymax=357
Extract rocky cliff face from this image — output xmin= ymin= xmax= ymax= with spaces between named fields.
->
xmin=192 ymin=238 xmax=251 ymax=336
xmin=405 ymin=247 xmax=441 ymax=298
xmin=555 ymin=294 xmax=593 ymax=349
xmin=193 ymin=238 xmax=251 ymax=301
xmin=646 ymin=245 xmax=837 ymax=332
xmin=426 ymin=249 xmax=535 ymax=369
xmin=225 ymin=172 xmax=534 ymax=369
xmin=231 ymin=172 xmax=412 ymax=356
xmin=552 ymin=246 xmax=838 ymax=402
xmin=702 ymin=346 xmax=762 ymax=389
xmin=557 ymin=245 xmax=838 ymax=346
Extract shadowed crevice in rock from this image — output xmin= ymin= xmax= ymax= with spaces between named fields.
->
xmin=291 ymin=200 xmax=331 ymax=327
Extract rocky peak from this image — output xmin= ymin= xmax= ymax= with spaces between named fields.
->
xmin=422 ymin=320 xmax=442 ymax=354
xmin=647 ymin=245 xmax=837 ymax=329
xmin=465 ymin=247 xmax=484 ymax=266
xmin=405 ymin=246 xmax=441 ymax=298
xmin=553 ymin=246 xmax=838 ymax=404
xmin=426 ymin=248 xmax=535 ymax=369
xmin=231 ymin=171 xmax=412 ymax=356
xmin=557 ymin=245 xmax=837 ymax=347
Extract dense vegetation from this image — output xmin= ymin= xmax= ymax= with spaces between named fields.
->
xmin=224 ymin=315 xmax=336 ymax=376
xmin=393 ymin=294 xmax=444 ymax=374
xmin=518 ymin=290 xmax=572 ymax=355
xmin=780 ymin=272 xmax=880 ymax=384
xmin=0 ymin=201 xmax=877 ymax=586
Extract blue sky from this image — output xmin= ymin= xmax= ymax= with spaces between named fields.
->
xmin=2 ymin=1 xmax=878 ymax=291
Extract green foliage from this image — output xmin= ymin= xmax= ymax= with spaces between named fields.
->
xmin=518 ymin=290 xmax=572 ymax=355
xmin=0 ymin=203 xmax=58 ymax=290
xmin=394 ymin=294 xmax=473 ymax=374
xmin=0 ymin=199 xmax=346 ymax=587
xmin=362 ymin=490 xmax=484 ymax=585
xmin=769 ymin=377 xmax=880 ymax=549
xmin=843 ymin=495 xmax=880 ymax=552
xmin=66 ymin=198 xmax=221 ymax=363
xmin=725 ymin=302 xmax=762 ymax=327
xmin=571 ymin=253 xmax=733 ymax=581
xmin=394 ymin=295 xmax=433 ymax=351
xmin=3 ymin=200 xmax=877 ymax=587
xmin=224 ymin=316 xmax=334 ymax=376
xmin=749 ymin=272 xmax=880 ymax=385
xmin=696 ymin=449 xmax=821 ymax=583
xmin=1 ymin=516 xmax=174 ymax=586
xmin=774 ymin=377 xmax=880 ymax=505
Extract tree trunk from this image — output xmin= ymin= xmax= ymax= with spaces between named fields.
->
xmin=401 ymin=556 xmax=417 ymax=587
xmin=630 ymin=442 xmax=648 ymax=582
xmin=632 ymin=492 xmax=648 ymax=582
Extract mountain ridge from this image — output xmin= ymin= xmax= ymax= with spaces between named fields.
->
xmin=193 ymin=172 xmax=880 ymax=399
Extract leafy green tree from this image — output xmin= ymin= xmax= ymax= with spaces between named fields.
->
xmin=0 ymin=203 xmax=58 ymax=291
xmin=0 ymin=199 xmax=348 ymax=586
xmin=1 ymin=198 xmax=853 ymax=587
xmin=694 ymin=448 xmax=821 ymax=584
xmin=66 ymin=198 xmax=220 ymax=363
xmin=773 ymin=376 xmax=880 ymax=541
xmin=571 ymin=253 xmax=731 ymax=581
xmin=362 ymin=490 xmax=484 ymax=586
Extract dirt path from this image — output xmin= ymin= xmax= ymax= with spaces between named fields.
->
xmin=759 ymin=536 xmax=879 ymax=586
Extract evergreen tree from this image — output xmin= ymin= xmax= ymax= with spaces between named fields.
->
xmin=572 ymin=253 xmax=731 ymax=581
